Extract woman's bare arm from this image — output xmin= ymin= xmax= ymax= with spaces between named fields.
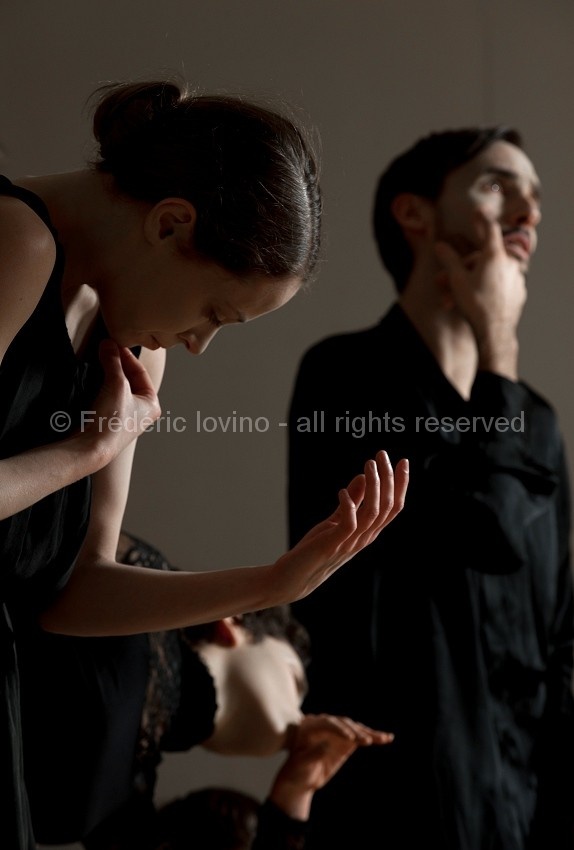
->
xmin=39 ymin=451 xmax=408 ymax=635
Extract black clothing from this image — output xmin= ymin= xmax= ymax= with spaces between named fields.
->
xmin=288 ymin=304 xmax=574 ymax=850
xmin=82 ymin=795 xmax=308 ymax=850
xmin=18 ymin=535 xmax=216 ymax=844
xmin=0 ymin=175 xmax=106 ymax=850
xmin=18 ymin=534 xmax=309 ymax=850
xmin=20 ymin=626 xmax=151 ymax=843
xmin=254 ymin=800 xmax=308 ymax=850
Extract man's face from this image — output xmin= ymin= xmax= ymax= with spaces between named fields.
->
xmin=432 ymin=140 xmax=541 ymax=274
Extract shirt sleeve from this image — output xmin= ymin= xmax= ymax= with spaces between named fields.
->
xmin=252 ymin=799 xmax=309 ymax=850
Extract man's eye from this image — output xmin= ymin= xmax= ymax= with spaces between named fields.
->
xmin=209 ymin=313 xmax=223 ymax=328
xmin=482 ymin=180 xmax=501 ymax=193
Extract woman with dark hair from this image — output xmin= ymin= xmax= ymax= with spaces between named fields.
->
xmin=0 ymin=80 xmax=409 ymax=849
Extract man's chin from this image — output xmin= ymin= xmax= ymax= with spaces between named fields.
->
xmin=504 ymin=248 xmax=530 ymax=275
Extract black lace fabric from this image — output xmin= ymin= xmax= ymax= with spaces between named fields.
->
xmin=118 ymin=534 xmax=184 ymax=792
xmin=117 ymin=533 xmax=217 ymax=795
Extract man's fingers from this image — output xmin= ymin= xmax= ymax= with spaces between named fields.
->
xmin=434 ymin=240 xmax=464 ymax=273
xmin=478 ymin=212 xmax=505 ymax=257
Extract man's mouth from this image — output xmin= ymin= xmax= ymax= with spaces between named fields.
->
xmin=502 ymin=228 xmax=532 ymax=261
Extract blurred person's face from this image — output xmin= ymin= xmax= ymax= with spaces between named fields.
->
xmin=203 ymin=635 xmax=307 ymax=756
xmin=433 ymin=140 xmax=541 ymax=274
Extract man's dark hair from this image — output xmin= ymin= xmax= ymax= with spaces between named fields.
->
xmin=155 ymin=787 xmax=259 ymax=849
xmin=117 ymin=532 xmax=311 ymax=667
xmin=183 ymin=605 xmax=311 ymax=668
xmin=373 ymin=126 xmax=523 ymax=292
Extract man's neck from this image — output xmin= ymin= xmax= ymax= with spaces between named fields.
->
xmin=398 ymin=282 xmax=479 ymax=401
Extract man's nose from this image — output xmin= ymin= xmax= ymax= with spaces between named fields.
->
xmin=507 ymin=191 xmax=541 ymax=228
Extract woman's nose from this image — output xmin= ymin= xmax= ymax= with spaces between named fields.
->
xmin=181 ymin=327 xmax=220 ymax=355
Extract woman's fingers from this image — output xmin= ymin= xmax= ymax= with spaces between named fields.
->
xmin=98 ymin=339 xmax=125 ymax=388
xmin=346 ymin=452 xmax=408 ymax=548
xmin=375 ymin=450 xmax=395 ymax=520
xmin=337 ymin=487 xmax=358 ymax=533
xmin=95 ymin=340 xmax=161 ymax=442
xmin=355 ymin=458 xmax=381 ymax=529
xmin=276 ymin=452 xmax=409 ymax=603
xmin=345 ymin=472 xmax=367 ymax=506
xmin=118 ymin=345 xmax=159 ymax=401
xmin=99 ymin=340 xmax=158 ymax=403
xmin=378 ymin=456 xmax=409 ymax=530
xmin=332 ymin=453 xmax=409 ymax=549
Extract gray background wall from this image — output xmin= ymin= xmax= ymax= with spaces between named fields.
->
xmin=2 ymin=1 xmax=573 ymax=847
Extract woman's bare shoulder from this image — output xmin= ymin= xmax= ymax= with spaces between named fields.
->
xmin=0 ymin=195 xmax=57 ymax=363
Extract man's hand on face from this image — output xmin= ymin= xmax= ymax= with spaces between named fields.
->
xmin=434 ymin=213 xmax=526 ymax=380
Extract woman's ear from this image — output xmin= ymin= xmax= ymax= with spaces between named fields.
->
xmin=143 ymin=198 xmax=197 ymax=247
xmin=391 ymin=193 xmax=434 ymax=235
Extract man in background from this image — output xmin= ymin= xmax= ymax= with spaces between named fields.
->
xmin=289 ymin=128 xmax=574 ymax=849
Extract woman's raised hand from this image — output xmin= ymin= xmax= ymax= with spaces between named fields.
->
xmin=273 ymin=450 xmax=408 ymax=601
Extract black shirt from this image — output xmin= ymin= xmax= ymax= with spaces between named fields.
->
xmin=288 ymin=304 xmax=574 ymax=850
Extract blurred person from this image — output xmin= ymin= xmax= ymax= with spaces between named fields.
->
xmin=20 ymin=533 xmax=394 ymax=850
xmin=289 ymin=127 xmax=574 ymax=849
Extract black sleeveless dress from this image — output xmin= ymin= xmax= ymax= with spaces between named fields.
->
xmin=0 ymin=175 xmax=108 ymax=849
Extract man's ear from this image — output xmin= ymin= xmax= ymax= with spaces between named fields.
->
xmin=143 ymin=198 xmax=197 ymax=248
xmin=391 ymin=193 xmax=433 ymax=235
xmin=211 ymin=617 xmax=245 ymax=648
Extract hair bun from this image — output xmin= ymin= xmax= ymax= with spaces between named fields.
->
xmin=92 ymin=80 xmax=183 ymax=163
xmin=89 ymin=78 xmax=321 ymax=281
